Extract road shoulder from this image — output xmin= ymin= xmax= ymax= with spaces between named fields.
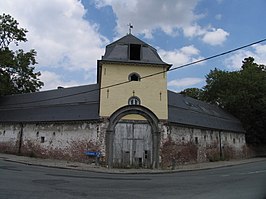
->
xmin=0 ymin=153 xmax=265 ymax=174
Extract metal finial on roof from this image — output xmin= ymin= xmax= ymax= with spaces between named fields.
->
xmin=128 ymin=23 xmax=133 ymax=34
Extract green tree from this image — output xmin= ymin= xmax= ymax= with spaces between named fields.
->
xmin=202 ymin=57 xmax=266 ymax=145
xmin=0 ymin=13 xmax=43 ymax=96
xmin=180 ymin=88 xmax=204 ymax=100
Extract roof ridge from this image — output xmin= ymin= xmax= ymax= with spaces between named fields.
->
xmin=107 ymin=34 xmax=149 ymax=47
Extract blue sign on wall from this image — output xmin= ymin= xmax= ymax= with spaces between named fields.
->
xmin=84 ymin=151 xmax=101 ymax=157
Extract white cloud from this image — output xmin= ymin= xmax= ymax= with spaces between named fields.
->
xmin=180 ymin=45 xmax=200 ymax=55
xmin=224 ymin=44 xmax=266 ymax=70
xmin=158 ymin=45 xmax=204 ymax=67
xmin=95 ymin=0 xmax=200 ymax=37
xmin=202 ymin=28 xmax=229 ymax=46
xmin=183 ymin=25 xmax=229 ymax=46
xmin=254 ymin=44 xmax=266 ymax=56
xmin=40 ymin=71 xmax=80 ymax=91
xmin=168 ymin=77 xmax=204 ymax=91
xmin=183 ymin=24 xmax=206 ymax=38
xmin=0 ymin=0 xmax=108 ymax=87
xmin=94 ymin=0 xmax=229 ymax=45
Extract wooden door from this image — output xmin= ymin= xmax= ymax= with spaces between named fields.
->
xmin=113 ymin=122 xmax=152 ymax=168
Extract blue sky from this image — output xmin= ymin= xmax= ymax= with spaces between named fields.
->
xmin=1 ymin=0 xmax=266 ymax=92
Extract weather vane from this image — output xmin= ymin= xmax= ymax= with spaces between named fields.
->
xmin=128 ymin=23 xmax=133 ymax=34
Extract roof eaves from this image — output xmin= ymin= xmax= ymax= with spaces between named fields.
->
xmin=98 ymin=59 xmax=172 ymax=68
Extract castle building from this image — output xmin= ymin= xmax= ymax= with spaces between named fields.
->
xmin=0 ymin=34 xmax=246 ymax=168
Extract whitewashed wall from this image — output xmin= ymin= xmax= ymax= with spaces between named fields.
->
xmin=0 ymin=123 xmax=21 ymax=153
xmin=160 ymin=124 xmax=246 ymax=167
xmin=0 ymin=122 xmax=106 ymax=162
xmin=0 ymin=121 xmax=246 ymax=167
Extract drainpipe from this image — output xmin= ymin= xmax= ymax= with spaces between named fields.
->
xmin=18 ymin=123 xmax=24 ymax=154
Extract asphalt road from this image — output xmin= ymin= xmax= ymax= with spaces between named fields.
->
xmin=0 ymin=159 xmax=265 ymax=199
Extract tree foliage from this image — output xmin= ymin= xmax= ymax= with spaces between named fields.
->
xmin=180 ymin=88 xmax=204 ymax=100
xmin=203 ymin=57 xmax=266 ymax=145
xmin=180 ymin=57 xmax=266 ymax=145
xmin=0 ymin=13 xmax=43 ymax=96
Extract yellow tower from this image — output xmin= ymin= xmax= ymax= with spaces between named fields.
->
xmin=97 ymin=34 xmax=171 ymax=120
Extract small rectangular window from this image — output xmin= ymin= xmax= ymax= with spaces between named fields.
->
xmin=130 ymin=44 xmax=141 ymax=60
xmin=195 ymin=137 xmax=199 ymax=144
xmin=41 ymin=136 xmax=45 ymax=143
xmin=144 ymin=150 xmax=148 ymax=159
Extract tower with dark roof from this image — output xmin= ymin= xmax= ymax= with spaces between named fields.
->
xmin=97 ymin=34 xmax=172 ymax=120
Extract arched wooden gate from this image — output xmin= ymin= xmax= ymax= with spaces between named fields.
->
xmin=113 ymin=121 xmax=152 ymax=168
xmin=106 ymin=105 xmax=160 ymax=169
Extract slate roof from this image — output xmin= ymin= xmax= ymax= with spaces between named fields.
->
xmin=0 ymin=84 xmax=99 ymax=122
xmin=100 ymin=34 xmax=172 ymax=68
xmin=0 ymin=84 xmax=244 ymax=132
xmin=168 ymin=90 xmax=245 ymax=133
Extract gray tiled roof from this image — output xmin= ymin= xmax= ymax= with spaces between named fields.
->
xmin=0 ymin=84 xmax=244 ymax=133
xmin=0 ymin=84 xmax=99 ymax=122
xmin=168 ymin=90 xmax=245 ymax=133
xmin=101 ymin=34 xmax=172 ymax=67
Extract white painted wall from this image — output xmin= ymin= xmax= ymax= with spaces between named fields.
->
xmin=160 ymin=124 xmax=246 ymax=165
xmin=0 ymin=123 xmax=20 ymax=153
xmin=0 ymin=121 xmax=246 ymax=165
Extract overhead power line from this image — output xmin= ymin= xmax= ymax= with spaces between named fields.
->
xmin=86 ymin=37 xmax=266 ymax=90
xmin=141 ymin=38 xmax=266 ymax=80
xmin=1 ymin=37 xmax=266 ymax=108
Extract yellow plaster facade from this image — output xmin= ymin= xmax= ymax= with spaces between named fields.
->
xmin=99 ymin=63 xmax=168 ymax=120
xmin=121 ymin=114 xmax=146 ymax=121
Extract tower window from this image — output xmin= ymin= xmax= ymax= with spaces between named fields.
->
xmin=128 ymin=96 xmax=141 ymax=105
xmin=130 ymin=44 xmax=141 ymax=60
xmin=128 ymin=73 xmax=140 ymax=81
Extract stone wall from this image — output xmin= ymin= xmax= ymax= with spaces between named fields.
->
xmin=0 ymin=123 xmax=21 ymax=154
xmin=0 ymin=121 xmax=106 ymax=163
xmin=0 ymin=121 xmax=247 ymax=168
xmin=160 ymin=124 xmax=246 ymax=168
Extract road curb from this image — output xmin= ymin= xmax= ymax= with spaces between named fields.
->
xmin=1 ymin=153 xmax=266 ymax=174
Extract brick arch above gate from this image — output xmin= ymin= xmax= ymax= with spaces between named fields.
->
xmin=106 ymin=105 xmax=161 ymax=169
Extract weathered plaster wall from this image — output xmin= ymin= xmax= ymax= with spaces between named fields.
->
xmin=0 ymin=123 xmax=21 ymax=153
xmin=0 ymin=121 xmax=246 ymax=168
xmin=0 ymin=121 xmax=106 ymax=163
xmin=160 ymin=124 xmax=246 ymax=168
